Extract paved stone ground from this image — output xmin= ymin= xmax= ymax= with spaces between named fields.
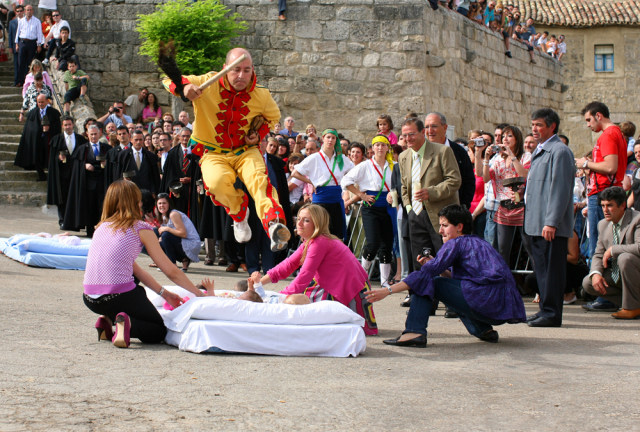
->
xmin=1 ymin=204 xmax=638 ymax=431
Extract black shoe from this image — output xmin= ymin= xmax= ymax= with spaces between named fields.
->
xmin=582 ymin=299 xmax=619 ymax=312
xmin=505 ymin=51 xmax=512 ymax=58
xmin=526 ymin=314 xmax=539 ymax=322
xmin=444 ymin=308 xmax=459 ymax=319
xmin=527 ymin=316 xmax=561 ymax=327
xmin=428 ymin=0 xmax=439 ymax=10
xmin=478 ymin=329 xmax=499 ymax=343
xmin=400 ymin=294 xmax=411 ymax=307
xmin=383 ymin=334 xmax=427 ymax=348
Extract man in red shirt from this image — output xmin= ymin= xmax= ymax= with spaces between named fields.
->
xmin=575 ymin=101 xmax=627 ymax=277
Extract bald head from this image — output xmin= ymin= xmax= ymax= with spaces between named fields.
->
xmin=36 ymin=94 xmax=48 ymax=110
xmin=225 ymin=48 xmax=254 ymax=92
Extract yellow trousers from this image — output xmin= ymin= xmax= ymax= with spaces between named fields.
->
xmin=200 ymin=147 xmax=284 ymax=231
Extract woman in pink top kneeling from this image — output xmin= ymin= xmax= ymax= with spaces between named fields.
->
xmin=83 ymin=180 xmax=211 ymax=348
xmin=251 ymin=204 xmax=377 ymax=335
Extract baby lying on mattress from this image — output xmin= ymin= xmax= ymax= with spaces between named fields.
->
xmin=165 ymin=277 xmax=310 ymax=310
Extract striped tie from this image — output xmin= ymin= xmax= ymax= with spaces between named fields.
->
xmin=182 ymin=150 xmax=189 ymax=174
xmin=411 ymin=152 xmax=422 ymax=215
xmin=611 ymin=223 xmax=620 ymax=283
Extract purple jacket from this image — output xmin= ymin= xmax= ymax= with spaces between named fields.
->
xmin=404 ymin=235 xmax=526 ymax=322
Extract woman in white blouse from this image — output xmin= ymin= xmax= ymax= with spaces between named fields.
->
xmin=341 ymin=135 xmax=396 ymax=287
xmin=291 ymin=129 xmax=354 ymax=239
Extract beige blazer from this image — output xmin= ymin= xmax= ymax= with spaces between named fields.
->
xmin=592 ymin=208 xmax=640 ymax=274
xmin=399 ymin=140 xmax=462 ymax=230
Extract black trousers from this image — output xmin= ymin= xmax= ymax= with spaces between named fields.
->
xmin=83 ymin=285 xmax=167 ymax=343
xmin=17 ymin=39 xmax=37 ymax=85
xmin=524 ymin=233 xmax=568 ymax=324
xmin=407 ymin=209 xmax=442 ymax=270
xmin=318 ymin=202 xmax=345 ymax=240
xmin=361 ymin=205 xmax=393 ymax=263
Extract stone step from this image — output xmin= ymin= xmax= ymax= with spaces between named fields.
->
xmin=0 ymin=86 xmax=24 ymax=96
xmin=0 ymin=190 xmax=47 ymax=206
xmin=0 ymin=179 xmax=48 ymax=192
xmin=0 ymin=159 xmax=22 ymax=169
xmin=0 ymin=124 xmax=24 ymax=134
xmin=0 ymin=169 xmax=44 ymax=181
xmin=0 ymin=140 xmax=23 ymax=151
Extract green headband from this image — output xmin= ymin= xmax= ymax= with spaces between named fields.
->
xmin=321 ymin=129 xmax=343 ymax=170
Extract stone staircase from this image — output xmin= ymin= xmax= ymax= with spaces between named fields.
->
xmin=0 ymin=58 xmax=47 ymax=206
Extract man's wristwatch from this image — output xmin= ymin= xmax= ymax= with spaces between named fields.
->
xmin=386 ymin=286 xmax=393 ymax=295
xmin=582 ymin=160 xmax=589 ymax=169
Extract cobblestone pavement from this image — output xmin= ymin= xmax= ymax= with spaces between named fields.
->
xmin=1 ymin=205 xmax=638 ymax=431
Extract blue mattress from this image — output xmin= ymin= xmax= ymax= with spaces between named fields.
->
xmin=0 ymin=235 xmax=90 ymax=270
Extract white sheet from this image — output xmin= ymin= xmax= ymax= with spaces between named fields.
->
xmin=149 ymin=287 xmax=367 ymax=357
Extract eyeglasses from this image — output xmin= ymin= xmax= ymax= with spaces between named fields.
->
xmin=400 ymin=132 xmax=419 ymax=139
xmin=52 ymin=14 xmax=60 ymax=17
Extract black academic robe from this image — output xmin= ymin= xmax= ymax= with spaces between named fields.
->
xmin=14 ymin=105 xmax=61 ymax=171
xmin=159 ymin=145 xmax=201 ymax=228
xmin=104 ymin=145 xmax=124 ymax=190
xmin=47 ymin=132 xmax=87 ymax=223
xmin=116 ymin=147 xmax=161 ymax=195
xmin=62 ymin=141 xmax=111 ymax=233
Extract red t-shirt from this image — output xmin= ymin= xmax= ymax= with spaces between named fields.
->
xmin=587 ymin=125 xmax=627 ymax=196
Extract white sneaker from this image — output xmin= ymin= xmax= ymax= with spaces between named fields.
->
xmin=233 ymin=209 xmax=251 ymax=243
xmin=268 ymin=221 xmax=290 ymax=252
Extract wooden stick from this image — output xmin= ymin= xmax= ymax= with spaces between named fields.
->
xmin=199 ymin=54 xmax=247 ymax=91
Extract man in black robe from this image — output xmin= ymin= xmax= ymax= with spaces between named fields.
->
xmin=159 ymin=127 xmax=201 ymax=227
xmin=14 ymin=94 xmax=61 ymax=181
xmin=47 ymin=116 xmax=87 ymax=227
xmin=104 ymin=125 xmax=131 ymax=189
xmin=116 ymin=130 xmax=160 ymax=194
xmin=62 ymin=124 xmax=111 ymax=237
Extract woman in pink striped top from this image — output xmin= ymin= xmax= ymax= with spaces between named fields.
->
xmin=251 ymin=204 xmax=377 ymax=335
xmin=83 ymin=180 xmax=211 ymax=348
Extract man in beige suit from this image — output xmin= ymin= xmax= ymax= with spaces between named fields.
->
xmin=582 ymin=186 xmax=640 ymax=319
xmin=399 ymin=117 xmax=461 ymax=270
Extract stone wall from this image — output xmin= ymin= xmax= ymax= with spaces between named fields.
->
xmin=538 ymin=25 xmax=640 ymax=157
xmin=53 ymin=0 xmax=564 ymax=142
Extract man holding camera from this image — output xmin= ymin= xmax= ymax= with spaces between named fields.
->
xmin=98 ymin=101 xmax=133 ymax=128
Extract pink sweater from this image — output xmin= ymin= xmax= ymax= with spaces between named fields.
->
xmin=267 ymin=235 xmax=368 ymax=304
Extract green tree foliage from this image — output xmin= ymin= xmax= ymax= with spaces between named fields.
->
xmin=136 ymin=0 xmax=247 ymax=76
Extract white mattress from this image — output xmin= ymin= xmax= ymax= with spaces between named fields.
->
xmin=148 ymin=287 xmax=367 ymax=357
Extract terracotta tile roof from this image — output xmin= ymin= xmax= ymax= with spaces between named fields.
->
xmin=512 ymin=0 xmax=640 ymax=27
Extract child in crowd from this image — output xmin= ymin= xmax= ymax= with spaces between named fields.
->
xmin=62 ymin=57 xmax=88 ymax=116
xmin=287 ymin=153 xmax=306 ymax=216
xmin=50 ymin=26 xmax=75 ymax=71
xmin=376 ymin=114 xmax=398 ymax=145
xmin=546 ymin=35 xmax=557 ymax=58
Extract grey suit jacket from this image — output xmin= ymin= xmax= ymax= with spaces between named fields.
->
xmin=524 ymin=135 xmax=575 ymax=238
xmin=399 ymin=141 xmax=461 ymax=230
xmin=592 ymin=208 xmax=640 ymax=274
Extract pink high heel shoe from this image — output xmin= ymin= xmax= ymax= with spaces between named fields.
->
xmin=95 ymin=315 xmax=113 ymax=341
xmin=112 ymin=312 xmax=131 ymax=348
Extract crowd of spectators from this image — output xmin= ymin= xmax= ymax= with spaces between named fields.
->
xmin=437 ymin=0 xmax=567 ymax=63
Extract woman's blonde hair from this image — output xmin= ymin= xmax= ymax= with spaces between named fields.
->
xmin=99 ymin=180 xmax=143 ymax=232
xmin=298 ymin=204 xmax=338 ymax=265
xmin=29 ymin=59 xmax=43 ymax=74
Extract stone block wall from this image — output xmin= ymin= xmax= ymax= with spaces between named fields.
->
xmin=53 ymin=0 xmax=564 ymax=142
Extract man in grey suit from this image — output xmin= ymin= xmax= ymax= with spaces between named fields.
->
xmin=524 ymin=108 xmax=575 ymax=327
xmin=582 ymin=186 xmax=640 ymax=319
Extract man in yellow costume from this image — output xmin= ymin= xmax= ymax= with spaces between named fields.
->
xmin=163 ymin=48 xmax=290 ymax=251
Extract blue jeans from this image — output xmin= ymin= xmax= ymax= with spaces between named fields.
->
xmin=484 ymin=209 xmax=498 ymax=250
xmin=587 ymin=194 xmax=604 ymax=258
xmin=404 ymin=277 xmax=504 ymax=337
